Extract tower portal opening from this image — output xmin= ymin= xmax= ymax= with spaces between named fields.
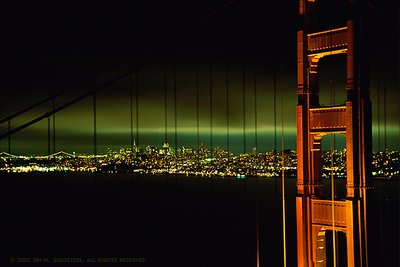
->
xmin=318 ymin=55 xmax=347 ymax=107
xmin=325 ymin=230 xmax=348 ymax=267
xmin=320 ymin=134 xmax=347 ymax=200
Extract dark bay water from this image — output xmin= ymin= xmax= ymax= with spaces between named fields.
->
xmin=0 ymin=173 xmax=398 ymax=266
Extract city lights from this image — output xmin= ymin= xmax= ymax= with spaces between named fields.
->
xmin=1 ymin=145 xmax=398 ymax=179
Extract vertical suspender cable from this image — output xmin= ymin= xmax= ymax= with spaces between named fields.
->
xmin=254 ymin=57 xmax=260 ymax=267
xmin=8 ymin=121 xmax=11 ymax=154
xmin=274 ymin=64 xmax=277 ymax=153
xmin=165 ymin=63 xmax=168 ymax=142
xmin=331 ymin=122 xmax=337 ymax=267
xmin=383 ymin=83 xmax=387 ymax=150
xmin=377 ymin=77 xmax=380 ymax=152
xmin=226 ymin=62 xmax=230 ymax=156
xmin=163 ymin=63 xmax=169 ymax=182
xmin=129 ymin=73 xmax=134 ymax=182
xmin=281 ymin=72 xmax=287 ymax=267
xmin=357 ymin=45 xmax=364 ymax=267
xmin=243 ymin=59 xmax=246 ymax=154
xmin=196 ymin=60 xmax=200 ymax=161
xmin=52 ymin=98 xmax=56 ymax=154
xmin=254 ymin=65 xmax=258 ymax=153
xmin=174 ymin=60 xmax=178 ymax=155
xmin=242 ymin=59 xmax=247 ymax=209
xmin=92 ymin=84 xmax=98 ymax=227
xmin=47 ymin=116 xmax=51 ymax=155
xmin=93 ymin=91 xmax=97 ymax=159
xmin=273 ymin=61 xmax=278 ymax=210
xmin=279 ymin=24 xmax=287 ymax=265
xmin=135 ymin=72 xmax=139 ymax=148
xmin=130 ymin=74 xmax=134 ymax=151
xmin=209 ymin=57 xmax=213 ymax=154
xmin=330 ymin=80 xmax=337 ymax=267
xmin=256 ymin=184 xmax=260 ymax=267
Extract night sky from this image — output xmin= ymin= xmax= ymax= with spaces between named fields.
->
xmin=0 ymin=0 xmax=398 ymax=154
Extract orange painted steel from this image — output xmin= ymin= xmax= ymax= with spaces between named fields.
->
xmin=296 ymin=1 xmax=373 ymax=266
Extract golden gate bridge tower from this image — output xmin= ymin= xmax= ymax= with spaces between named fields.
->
xmin=296 ymin=0 xmax=375 ymax=266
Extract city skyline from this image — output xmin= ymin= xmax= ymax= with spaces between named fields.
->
xmin=2 ymin=145 xmax=398 ymax=180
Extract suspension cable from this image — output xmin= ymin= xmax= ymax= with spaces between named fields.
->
xmin=0 ymin=1 xmax=240 ymax=141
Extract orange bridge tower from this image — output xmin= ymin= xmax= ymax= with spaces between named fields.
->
xmin=296 ymin=0 xmax=374 ymax=266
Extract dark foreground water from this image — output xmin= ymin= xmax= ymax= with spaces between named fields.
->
xmin=0 ymin=173 xmax=398 ymax=267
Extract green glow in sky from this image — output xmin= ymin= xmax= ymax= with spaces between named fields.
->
xmin=1 ymin=60 xmax=398 ymax=155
